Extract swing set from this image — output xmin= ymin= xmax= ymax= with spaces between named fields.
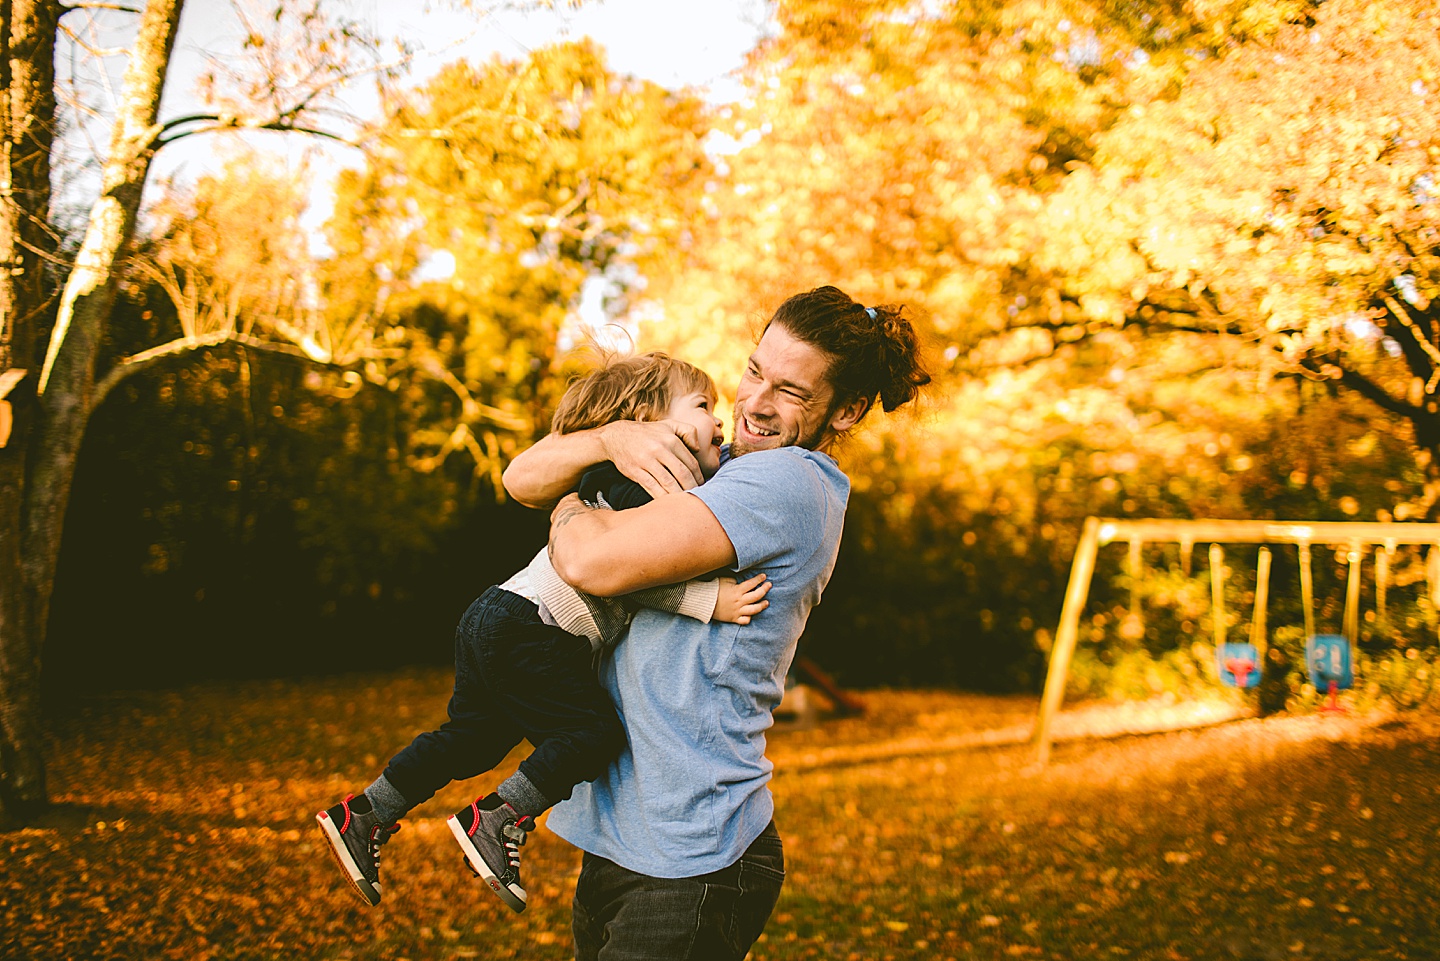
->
xmin=1032 ymin=517 xmax=1440 ymax=764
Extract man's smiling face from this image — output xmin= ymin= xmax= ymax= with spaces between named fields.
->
xmin=731 ymin=323 xmax=841 ymax=457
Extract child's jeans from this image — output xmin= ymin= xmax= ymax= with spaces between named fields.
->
xmin=381 ymin=587 xmax=626 ymax=810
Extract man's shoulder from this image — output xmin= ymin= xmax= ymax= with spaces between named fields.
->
xmin=713 ymin=446 xmax=845 ymax=484
xmin=693 ymin=447 xmax=849 ymax=529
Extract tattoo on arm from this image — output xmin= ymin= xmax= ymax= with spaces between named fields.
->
xmin=547 ymin=500 xmax=593 ymax=562
xmin=551 ymin=502 xmax=589 ymax=531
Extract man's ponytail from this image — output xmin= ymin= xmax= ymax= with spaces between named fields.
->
xmin=767 ymin=286 xmax=932 ymax=429
xmin=868 ymin=305 xmax=931 ymax=413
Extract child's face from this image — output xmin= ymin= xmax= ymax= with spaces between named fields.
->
xmin=667 ymin=388 xmax=725 ymax=478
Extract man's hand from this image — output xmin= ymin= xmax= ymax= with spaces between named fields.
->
xmin=599 ymin=420 xmax=705 ymax=498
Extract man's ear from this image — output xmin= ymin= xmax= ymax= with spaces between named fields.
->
xmin=827 ymin=395 xmax=869 ymax=434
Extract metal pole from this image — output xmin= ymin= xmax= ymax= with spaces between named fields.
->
xmin=1210 ymin=543 xmax=1226 ymax=648
xmin=1251 ymin=546 xmax=1271 ymax=658
xmin=1429 ymin=545 xmax=1440 ymax=612
xmin=1344 ymin=544 xmax=1362 ymax=643
xmin=1129 ymin=538 xmax=1142 ymax=622
xmin=1034 ymin=516 xmax=1103 ymax=765
xmin=1377 ymin=541 xmax=1393 ymax=619
xmin=1299 ymin=542 xmax=1315 ymax=639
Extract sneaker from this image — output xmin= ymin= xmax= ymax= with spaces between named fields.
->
xmin=315 ymin=793 xmax=400 ymax=907
xmin=447 ymin=793 xmax=534 ymax=912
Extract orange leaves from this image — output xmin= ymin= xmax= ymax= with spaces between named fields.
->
xmin=9 ymin=671 xmax=1440 ymax=959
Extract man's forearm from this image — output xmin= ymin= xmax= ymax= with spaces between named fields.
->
xmin=503 ymin=429 xmax=608 ymax=508
xmin=549 ymin=491 xmax=737 ymax=596
xmin=548 ymin=497 xmax=621 ymax=589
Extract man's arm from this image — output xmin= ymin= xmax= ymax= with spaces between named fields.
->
xmin=550 ymin=492 xmax=738 ymax=596
xmin=503 ymin=421 xmax=706 ymax=508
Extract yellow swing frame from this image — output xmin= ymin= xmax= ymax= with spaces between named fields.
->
xmin=1032 ymin=518 xmax=1440 ymax=764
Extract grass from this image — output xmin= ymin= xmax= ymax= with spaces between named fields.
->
xmin=3 ymin=668 xmax=1438 ymax=960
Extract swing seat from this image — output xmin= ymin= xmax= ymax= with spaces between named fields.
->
xmin=1305 ymin=634 xmax=1354 ymax=691
xmin=1216 ymin=641 xmax=1261 ymax=688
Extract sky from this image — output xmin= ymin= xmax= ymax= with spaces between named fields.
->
xmin=151 ymin=0 xmax=773 ymax=194
xmin=98 ymin=0 xmax=776 ymax=332
xmin=52 ymin=0 xmax=772 ymax=235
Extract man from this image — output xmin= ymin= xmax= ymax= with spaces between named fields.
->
xmin=503 ymin=285 xmax=929 ymax=959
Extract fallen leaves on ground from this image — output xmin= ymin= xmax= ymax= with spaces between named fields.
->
xmin=4 ymin=670 xmax=1439 ymax=960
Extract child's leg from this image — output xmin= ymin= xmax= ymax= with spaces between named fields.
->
xmin=443 ymin=596 xmax=617 ymax=912
xmin=318 ymin=588 xmax=538 ymax=907
xmin=485 ymin=621 xmax=626 ymax=817
xmin=373 ymin=589 xmax=530 ymax=822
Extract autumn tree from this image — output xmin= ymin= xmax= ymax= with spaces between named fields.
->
xmin=45 ymin=158 xmax=468 ymax=691
xmin=321 ymin=39 xmax=713 ymax=484
xmin=1029 ymin=0 xmax=1440 ymax=511
xmin=0 ymin=0 xmax=576 ymax=820
xmin=629 ymin=0 xmax=1418 ymax=687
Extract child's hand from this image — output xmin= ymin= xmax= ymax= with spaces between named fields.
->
xmin=713 ymin=573 xmax=771 ymax=625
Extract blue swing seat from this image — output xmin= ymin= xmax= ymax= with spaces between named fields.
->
xmin=1305 ymin=634 xmax=1354 ymax=691
xmin=1216 ymin=641 xmax=1261 ymax=688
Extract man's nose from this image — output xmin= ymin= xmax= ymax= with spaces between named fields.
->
xmin=746 ymin=384 xmax=777 ymax=414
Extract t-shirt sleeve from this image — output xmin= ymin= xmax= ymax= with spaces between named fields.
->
xmin=688 ymin=448 xmax=833 ymax=572
xmin=578 ymin=462 xmax=654 ymax=511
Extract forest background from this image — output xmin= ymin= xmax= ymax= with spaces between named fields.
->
xmin=18 ymin=0 xmax=1440 ymax=729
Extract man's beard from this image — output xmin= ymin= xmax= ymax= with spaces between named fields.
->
xmin=730 ymin=403 xmax=829 ymax=457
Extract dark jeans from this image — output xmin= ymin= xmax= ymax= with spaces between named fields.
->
xmin=382 ymin=587 xmax=626 ymax=809
xmin=572 ymin=821 xmax=786 ymax=961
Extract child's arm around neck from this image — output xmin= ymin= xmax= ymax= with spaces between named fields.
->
xmin=503 ymin=421 xmax=704 ymax=508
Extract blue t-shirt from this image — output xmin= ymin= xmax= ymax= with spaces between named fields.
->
xmin=546 ymin=446 xmax=850 ymax=877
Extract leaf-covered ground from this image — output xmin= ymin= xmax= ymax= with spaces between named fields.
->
xmin=4 ymin=669 xmax=1438 ymax=960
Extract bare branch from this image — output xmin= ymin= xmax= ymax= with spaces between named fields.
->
xmin=56 ymin=20 xmax=128 ymax=57
xmin=411 ymin=350 xmax=530 ymax=431
xmin=4 ymin=287 xmax=62 ymax=331
xmin=153 ymin=113 xmax=356 ymax=148
xmin=392 ymin=107 xmax=548 ymax=143
xmin=11 ymin=234 xmax=75 ymax=270
xmin=1373 ymin=303 xmax=1437 ymax=385
xmin=1381 ymin=292 xmax=1440 ymax=393
xmin=991 ymin=304 xmax=1251 ymax=344
xmin=92 ymin=331 xmax=343 ymax=408
xmin=59 ymin=2 xmax=144 ymax=13
xmin=1301 ymin=355 xmax=1423 ymax=422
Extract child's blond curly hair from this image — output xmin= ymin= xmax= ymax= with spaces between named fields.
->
xmin=551 ymin=352 xmax=717 ymax=434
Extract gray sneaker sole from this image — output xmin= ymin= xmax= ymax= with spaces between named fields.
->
xmin=447 ymin=813 xmax=526 ymax=912
xmin=316 ymin=809 xmax=382 ymax=907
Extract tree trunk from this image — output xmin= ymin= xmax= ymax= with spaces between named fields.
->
xmin=0 ymin=0 xmax=184 ymax=820
xmin=0 ymin=0 xmax=58 ymax=820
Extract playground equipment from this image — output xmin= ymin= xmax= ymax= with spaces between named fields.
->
xmin=1306 ymin=634 xmax=1354 ymax=712
xmin=1033 ymin=518 xmax=1440 ymax=764
xmin=1209 ymin=543 xmax=1268 ymax=689
xmin=779 ymin=655 xmax=866 ymax=721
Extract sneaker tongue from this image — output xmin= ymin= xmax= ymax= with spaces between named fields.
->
xmin=477 ymin=792 xmax=508 ymax=812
